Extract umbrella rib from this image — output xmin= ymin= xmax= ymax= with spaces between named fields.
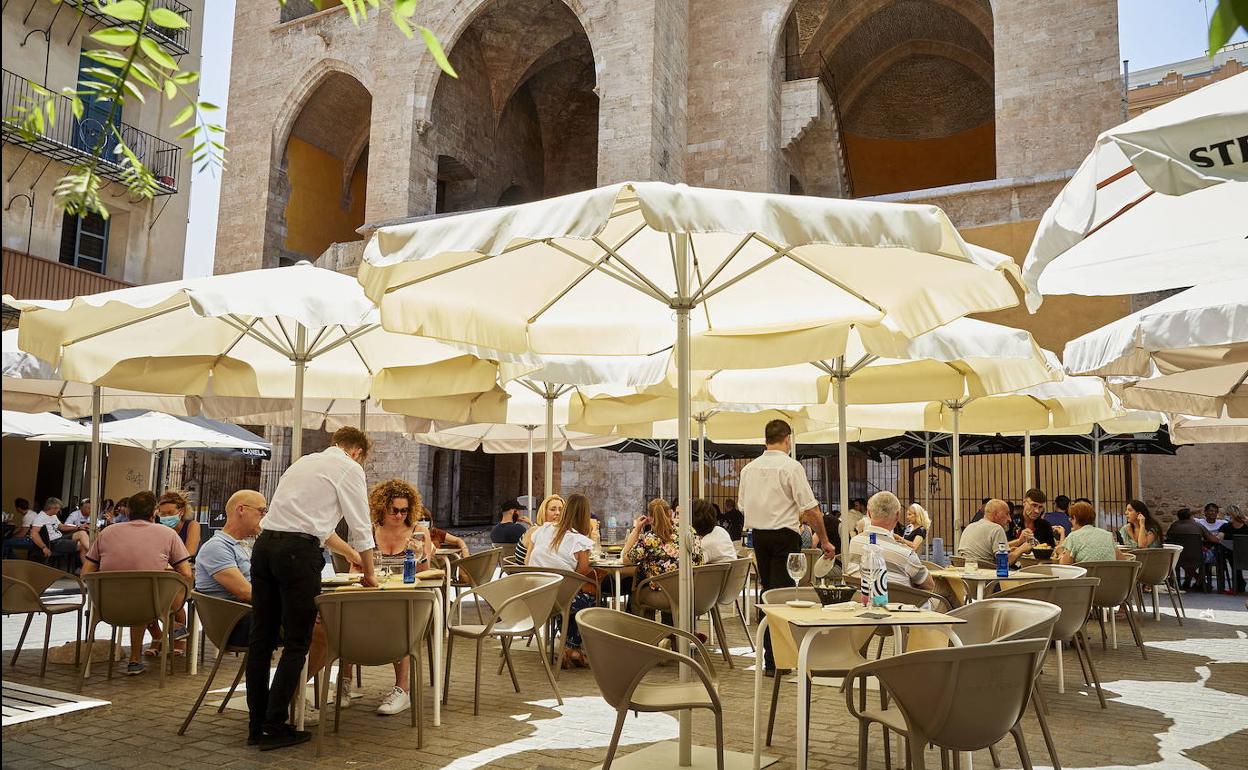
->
xmin=543 ymin=240 xmax=662 ymax=301
xmin=211 ymin=317 xmax=261 ymax=369
xmin=218 ymin=315 xmax=294 ymax=358
xmin=689 ymin=237 xmax=714 ymax=330
xmin=591 ymin=234 xmax=671 ymax=302
xmin=527 ymin=252 xmax=614 ymax=325
xmin=697 ymin=242 xmax=790 ymax=304
xmin=752 ymin=234 xmax=887 ymax=315
xmin=1085 ymin=189 xmax=1155 ymax=238
xmin=62 ymin=300 xmax=192 ymax=348
xmin=847 ymin=354 xmax=878 ymax=375
xmin=385 ymin=247 xmax=530 ymax=294
xmin=690 ymin=233 xmax=753 ymax=303
xmin=307 ymin=324 xmax=377 ymax=360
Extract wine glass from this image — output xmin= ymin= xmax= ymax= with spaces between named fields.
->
xmin=786 ymin=552 xmax=807 ymax=591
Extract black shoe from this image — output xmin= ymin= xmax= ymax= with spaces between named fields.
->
xmin=763 ymin=668 xmax=792 ymax=678
xmin=247 ymin=733 xmax=261 ymax=746
xmin=257 ymin=726 xmax=311 ymax=751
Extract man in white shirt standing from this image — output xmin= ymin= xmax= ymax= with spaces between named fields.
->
xmin=245 ymin=427 xmax=378 ymax=751
xmin=739 ymin=419 xmax=835 ymax=673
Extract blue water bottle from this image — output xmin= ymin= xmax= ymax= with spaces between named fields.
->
xmin=744 ymin=529 xmax=753 ymax=548
xmin=995 ymin=542 xmax=1010 ymax=578
xmin=403 ymin=548 xmax=417 ymax=584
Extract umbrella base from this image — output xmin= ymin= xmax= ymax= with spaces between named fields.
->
xmin=591 ymin=741 xmax=777 ymax=769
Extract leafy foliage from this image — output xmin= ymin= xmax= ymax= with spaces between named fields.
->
xmin=5 ymin=0 xmax=455 ymax=219
xmin=1208 ymin=1 xmax=1248 ymax=55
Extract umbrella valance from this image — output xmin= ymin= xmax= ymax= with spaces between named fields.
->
xmin=2 ymin=410 xmax=89 ymax=439
xmin=29 ymin=411 xmax=269 ymax=453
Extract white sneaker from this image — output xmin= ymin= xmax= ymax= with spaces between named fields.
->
xmin=376 ymin=686 xmax=410 ymax=716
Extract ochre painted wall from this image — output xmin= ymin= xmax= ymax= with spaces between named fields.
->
xmin=104 ymin=445 xmax=154 ymax=500
xmin=283 ymin=137 xmax=367 ymax=259
xmin=844 ymin=122 xmax=996 ymax=198
xmin=2 ymin=438 xmax=39 ymax=516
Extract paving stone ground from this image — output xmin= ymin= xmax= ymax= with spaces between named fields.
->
xmin=3 ymin=589 xmax=1245 ymax=769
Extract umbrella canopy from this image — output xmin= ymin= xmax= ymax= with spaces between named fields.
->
xmin=359 ymin=181 xmax=1023 ymax=368
xmin=1120 ymin=363 xmax=1247 ymax=418
xmin=1022 ymin=73 xmax=1248 ymax=309
xmin=29 ymin=411 xmax=269 ymax=453
xmin=203 ymin=397 xmax=435 ymax=434
xmin=411 ymin=422 xmax=622 ymax=454
xmin=1168 ymin=413 xmax=1248 ymax=444
xmin=1062 ymin=281 xmax=1248 ymax=377
xmin=2 ymin=410 xmax=89 ymax=439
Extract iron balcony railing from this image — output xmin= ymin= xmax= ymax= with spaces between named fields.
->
xmin=63 ymin=0 xmax=194 ymax=56
xmin=1 ymin=68 xmax=181 ymax=195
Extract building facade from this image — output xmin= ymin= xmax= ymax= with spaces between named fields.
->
xmin=215 ymin=0 xmax=1245 ymax=531
xmin=1 ymin=0 xmax=206 ymax=510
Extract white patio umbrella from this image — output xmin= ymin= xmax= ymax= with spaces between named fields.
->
xmin=1120 ymin=363 xmax=1247 ymax=418
xmin=204 ymin=397 xmax=437 ymax=434
xmin=30 ymin=410 xmax=270 ymax=452
xmin=358 ymin=181 xmax=1024 ymax=765
xmin=2 ymin=410 xmax=89 ymax=439
xmin=1022 ymin=73 xmax=1248 ymax=309
xmin=1167 ymin=412 xmax=1248 ymax=444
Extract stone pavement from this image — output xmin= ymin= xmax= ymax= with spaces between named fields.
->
xmin=2 ymin=590 xmax=1245 ymax=769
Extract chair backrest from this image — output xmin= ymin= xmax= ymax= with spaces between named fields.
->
xmin=84 ymin=571 xmax=190 ymax=627
xmin=1130 ymin=548 xmax=1173 ymax=584
xmin=1 ymin=560 xmax=73 ymax=597
xmin=1021 ymin=563 xmax=1088 ymax=579
xmin=649 ymin=563 xmax=733 ymax=615
xmin=315 ymin=591 xmax=437 ymax=667
xmin=475 ymin=572 xmax=562 ymax=632
xmin=501 ymin=565 xmax=595 ymax=612
xmin=1080 ymin=561 xmax=1142 ymax=607
xmin=761 ymin=586 xmax=819 ymax=604
xmin=190 ymin=591 xmax=253 ymax=651
xmin=578 ymin=607 xmax=711 ymax=710
xmin=1167 ymin=533 xmax=1205 ymax=568
xmin=945 ymin=598 xmax=1060 ymax=647
xmin=1161 ymin=543 xmax=1184 ymax=573
xmin=454 ymin=548 xmax=503 ymax=587
xmin=329 ymin=551 xmax=351 ymax=574
xmin=994 ymin=578 xmax=1100 ymax=642
xmin=863 ymin=639 xmax=1048 ymax=751
xmin=931 ymin=573 xmax=968 ymax=608
xmin=496 ymin=543 xmax=517 ymax=563
xmin=2 ymin=575 xmax=45 ymax=614
xmin=1234 ymin=537 xmax=1248 ymax=569
xmin=888 ymin=583 xmax=951 ymax=613
xmin=949 ymin=556 xmax=966 ymax=568
xmin=800 ymin=548 xmax=822 ymax=586
xmin=716 ymin=557 xmax=754 ymax=606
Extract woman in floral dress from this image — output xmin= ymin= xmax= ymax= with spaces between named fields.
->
xmin=623 ymin=498 xmax=703 ymax=617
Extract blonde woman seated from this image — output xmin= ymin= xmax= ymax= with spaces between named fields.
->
xmin=347 ymin=479 xmax=435 ymax=717
xmin=527 ymin=493 xmax=597 ymax=668
xmin=623 ymin=498 xmax=704 ymax=614
xmin=895 ymin=503 xmax=931 ymax=554
xmin=516 ymin=494 xmax=563 ymax=564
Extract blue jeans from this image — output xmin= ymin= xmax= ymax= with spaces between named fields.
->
xmin=560 ymin=590 xmax=597 ymax=649
xmin=2 ymin=537 xmax=33 ymax=558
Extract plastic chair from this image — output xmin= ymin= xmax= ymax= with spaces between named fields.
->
xmin=315 ymin=591 xmax=437 ymax=752
xmin=501 ymin=564 xmax=597 ymax=678
xmin=444 ymin=572 xmax=562 ymax=715
xmin=634 ymin=563 xmax=733 ymax=665
xmin=1167 ymin=532 xmax=1208 ymax=591
xmin=495 ymin=542 xmax=517 ymax=564
xmin=1161 ymin=544 xmax=1188 ymax=621
xmin=887 ymin=584 xmax=951 ymax=613
xmin=450 ymin=548 xmax=503 ymax=622
xmin=760 ymin=587 xmax=876 ymax=750
xmin=1022 ymin=563 xmax=1088 ymax=579
xmin=931 ymin=572 xmax=968 ymax=609
xmin=799 ymin=548 xmax=822 ymax=586
xmin=2 ymin=561 xmax=84 ymax=677
xmin=1081 ymin=560 xmax=1147 ymax=659
xmin=996 ymin=578 xmax=1107 ymax=708
xmin=1130 ymin=548 xmax=1183 ymax=623
xmin=177 ymin=592 xmax=252 ymax=735
xmin=578 ymin=607 xmax=723 ymax=770
xmin=845 ymin=639 xmax=1049 ymax=770
xmin=713 ymin=557 xmax=755 ymax=654
xmin=79 ymin=570 xmax=191 ymax=690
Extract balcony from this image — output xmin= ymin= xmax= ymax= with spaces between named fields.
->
xmin=63 ymin=0 xmax=194 ymax=56
xmin=1 ymin=69 xmax=181 ymax=196
xmin=1 ymin=247 xmax=134 ymax=328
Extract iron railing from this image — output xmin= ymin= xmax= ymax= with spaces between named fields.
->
xmin=2 ymin=68 xmax=181 ymax=195
xmin=63 ymin=0 xmax=194 ymax=56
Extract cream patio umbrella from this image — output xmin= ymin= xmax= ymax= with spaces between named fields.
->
xmin=1022 ymin=73 xmax=1248 ymax=309
xmin=29 ymin=410 xmax=270 ymax=453
xmin=358 ymin=181 xmax=1025 ymax=766
xmin=1119 ymin=363 xmax=1247 ymax=418
xmin=1167 ymin=412 xmax=1248 ymax=444
xmin=2 ymin=410 xmax=89 ymax=439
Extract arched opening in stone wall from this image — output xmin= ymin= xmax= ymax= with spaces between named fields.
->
xmin=428 ymin=0 xmax=598 ymax=213
xmin=780 ymin=0 xmax=995 ymax=198
xmin=266 ymin=70 xmax=371 ymax=266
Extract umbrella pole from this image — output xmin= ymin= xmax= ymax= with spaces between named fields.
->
xmin=674 ymin=233 xmax=693 ymax=766
xmin=1092 ymin=430 xmax=1102 ymax=525
xmin=697 ymin=416 xmax=706 ymax=499
xmin=951 ymin=404 xmax=962 ymax=552
xmin=836 ymin=366 xmax=851 ymax=561
xmin=922 ymin=432 xmax=931 ymax=515
xmin=544 ymin=389 xmax=555 ymax=498
xmin=1024 ymin=430 xmax=1033 ymax=491
xmin=658 ymin=443 xmax=665 ymax=501
xmin=359 ymin=398 xmax=367 ymax=431
xmin=89 ymin=386 xmax=102 ymax=538
xmin=291 ymin=324 xmax=308 ymax=461
xmin=526 ymin=425 xmax=535 ymax=518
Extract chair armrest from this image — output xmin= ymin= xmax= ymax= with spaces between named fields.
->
xmin=663 ymin=626 xmax=720 ymax=689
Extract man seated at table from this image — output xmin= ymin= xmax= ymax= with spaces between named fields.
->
xmin=2 ymin=497 xmax=32 ymax=557
xmin=196 ymin=490 xmax=329 ymax=698
xmin=958 ymin=498 xmax=1033 ymax=567
xmin=65 ymin=498 xmax=93 ymax=530
xmin=29 ymin=497 xmax=90 ymax=566
xmin=490 ymin=498 xmax=530 ymax=544
xmin=844 ymin=491 xmax=935 ymax=591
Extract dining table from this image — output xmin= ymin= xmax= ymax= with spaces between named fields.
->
xmin=589 ymin=555 xmax=634 ymax=611
xmin=751 ymin=600 xmax=967 ymax=770
xmin=929 ymin=567 xmax=1055 ymax=601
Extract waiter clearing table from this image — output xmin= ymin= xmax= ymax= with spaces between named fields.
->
xmin=245 ymin=427 xmax=378 ymax=750
xmin=739 ymin=419 xmax=835 ymax=674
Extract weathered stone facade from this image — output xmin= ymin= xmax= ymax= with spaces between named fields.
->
xmin=215 ymin=0 xmax=1243 ymax=530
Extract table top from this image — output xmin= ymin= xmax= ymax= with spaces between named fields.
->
xmin=322 ymin=575 xmax=444 ymax=592
xmin=758 ymin=601 xmax=965 ymax=628
xmin=589 ymin=558 xmax=632 ymax=569
xmin=930 ymin=568 xmax=1055 ymax=583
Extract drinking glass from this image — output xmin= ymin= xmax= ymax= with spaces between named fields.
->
xmin=786 ymin=552 xmax=807 ymax=590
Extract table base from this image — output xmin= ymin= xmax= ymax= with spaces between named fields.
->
xmin=594 ymin=740 xmax=777 ymax=770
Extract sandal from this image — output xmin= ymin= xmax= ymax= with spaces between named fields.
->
xmin=560 ymin=651 xmax=576 ymax=670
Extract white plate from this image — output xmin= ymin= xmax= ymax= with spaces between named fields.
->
xmin=785 ymin=599 xmax=817 ymax=608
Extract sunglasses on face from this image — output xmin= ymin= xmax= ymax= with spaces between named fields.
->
xmin=390 ymin=507 xmax=411 ymax=515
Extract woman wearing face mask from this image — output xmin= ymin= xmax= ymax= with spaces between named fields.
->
xmin=144 ymin=491 xmax=197 ymax=657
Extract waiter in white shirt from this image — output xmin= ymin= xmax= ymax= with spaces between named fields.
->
xmin=246 ymin=427 xmax=377 ymax=751
xmin=739 ymin=419 xmax=835 ymax=673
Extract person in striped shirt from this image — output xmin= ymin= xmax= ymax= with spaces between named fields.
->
xmin=844 ymin=491 xmax=935 ymax=591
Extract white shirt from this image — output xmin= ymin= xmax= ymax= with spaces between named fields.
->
xmin=262 ymin=446 xmax=375 ymax=553
xmin=845 ymin=524 xmax=930 ymax=587
xmin=739 ymin=450 xmax=818 ymax=533
xmin=1197 ymin=517 xmax=1223 ymax=533
xmin=65 ymin=510 xmax=90 ymax=527
xmin=700 ymin=526 xmax=737 ymax=564
xmin=30 ymin=511 xmax=63 ymax=541
xmin=528 ymin=525 xmax=593 ymax=572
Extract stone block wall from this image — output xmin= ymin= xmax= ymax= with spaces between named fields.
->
xmin=1139 ymin=445 xmax=1248 ymax=519
xmin=560 ymin=448 xmax=647 ymax=521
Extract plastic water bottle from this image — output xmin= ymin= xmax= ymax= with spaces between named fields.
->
xmin=866 ymin=533 xmax=889 ymax=607
xmin=995 ymin=541 xmax=1010 ymax=578
xmin=607 ymin=515 xmax=618 ymax=543
xmin=744 ymin=529 xmax=754 ymax=548
xmin=403 ymin=548 xmax=417 ymax=584
xmin=930 ymin=536 xmax=947 ymax=567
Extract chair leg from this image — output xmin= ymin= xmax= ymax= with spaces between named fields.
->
xmin=1166 ymin=577 xmax=1183 ymax=625
xmin=40 ymin=612 xmax=54 ymax=678
xmin=473 ymin=638 xmax=483 ymax=716
xmin=316 ymin=659 xmax=333 ymax=756
xmin=334 ymin=665 xmax=346 ymax=734
xmin=884 ymin=723 xmax=894 ymax=770
xmin=1012 ymin=724 xmax=1035 ymax=770
xmin=413 ymin=652 xmax=424 ymax=747
xmin=1076 ymin=631 xmax=1108 ymax=709
xmin=74 ymin=607 xmax=82 ymax=666
xmin=1070 ymin=637 xmax=1092 ymax=687
xmin=554 ymin=609 xmax=570 ymax=681
xmin=857 ymin=715 xmax=869 ymax=770
xmin=1095 ymin=610 xmax=1108 ymax=650
xmin=602 ymin=708 xmax=629 ymax=770
xmin=11 ymin=614 xmax=32 ymax=666
xmin=1032 ymin=686 xmax=1061 ymax=770
xmin=1124 ymin=605 xmax=1147 ymax=659
xmin=1033 ymin=678 xmax=1050 ymax=715
xmin=501 ymin=637 xmax=521 ymax=693
xmin=765 ymin=668 xmax=782 ymax=746
xmin=1151 ymin=584 xmax=1160 ymax=621
xmin=179 ymin=649 xmax=225 ymax=735
xmin=78 ymin=618 xmax=97 ymax=692
xmin=907 ymin=732 xmax=929 ymax=770
xmin=442 ymin=634 xmax=455 ymax=705
xmin=158 ymin=614 xmax=170 ymax=689
xmin=715 ymin=705 xmax=726 ymax=770
xmin=426 ymin=632 xmax=436 ymax=687
xmin=534 ymin=629 xmax=563 ymax=706
xmin=711 ymin=607 xmax=732 ymax=668
xmin=735 ymin=600 xmax=755 ymax=653
xmin=988 ymin=743 xmax=1002 ymax=768
xmin=1054 ymin=640 xmax=1066 ymax=693
xmin=107 ymin=626 xmax=116 ymax=681
xmin=1170 ymin=573 xmax=1187 ymax=620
